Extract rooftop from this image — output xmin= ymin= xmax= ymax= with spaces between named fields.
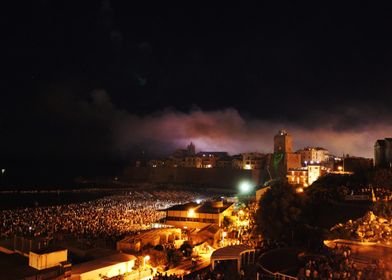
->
xmin=211 ymin=244 xmax=253 ymax=259
xmin=31 ymin=246 xmax=67 ymax=255
xmin=196 ymin=152 xmax=229 ymax=158
xmin=119 ymin=228 xmax=181 ymax=243
xmin=72 ymin=253 xmax=137 ymax=275
xmin=165 ymin=201 xmax=233 ymax=214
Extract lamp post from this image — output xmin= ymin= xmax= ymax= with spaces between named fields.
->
xmin=143 ymin=255 xmax=150 ymax=268
xmin=239 ymin=181 xmax=253 ymax=195
xmin=222 ymin=231 xmax=227 ymax=246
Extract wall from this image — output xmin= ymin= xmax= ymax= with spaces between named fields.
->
xmin=29 ymin=250 xmax=68 ymax=270
xmin=76 ymin=261 xmax=134 ymax=280
xmin=286 ymin=153 xmax=302 ymax=171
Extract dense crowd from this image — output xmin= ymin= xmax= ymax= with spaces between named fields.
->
xmin=297 ymin=245 xmax=388 ymax=279
xmin=154 ymin=272 xmax=183 ymax=280
xmin=0 ymin=190 xmax=202 ymax=241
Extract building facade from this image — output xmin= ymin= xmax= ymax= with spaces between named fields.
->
xmin=241 ymin=153 xmax=265 ymax=170
xmin=297 ymin=147 xmax=329 ymax=164
xmin=343 ymin=156 xmax=373 ymax=172
xmin=270 ymin=130 xmax=301 ymax=179
xmin=287 ymin=164 xmax=328 ymax=187
xmin=375 ymin=138 xmax=392 ymax=168
xmin=164 ymin=200 xmax=234 ymax=230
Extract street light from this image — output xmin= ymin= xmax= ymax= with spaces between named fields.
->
xmin=222 ymin=231 xmax=227 ymax=246
xmin=338 ymin=166 xmax=343 ymax=172
xmin=188 ymin=208 xmax=195 ymax=217
xmin=143 ymin=255 xmax=150 ymax=268
xmin=239 ymin=181 xmax=253 ymax=194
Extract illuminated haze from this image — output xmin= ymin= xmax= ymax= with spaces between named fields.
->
xmin=111 ymin=94 xmax=385 ymax=159
xmin=1 ymin=90 xmax=387 ymax=161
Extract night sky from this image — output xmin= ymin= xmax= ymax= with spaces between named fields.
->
xmin=2 ymin=3 xmax=392 ymax=180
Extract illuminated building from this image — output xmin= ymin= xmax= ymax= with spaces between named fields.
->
xmin=287 ymin=167 xmax=308 ymax=187
xmin=184 ymin=156 xmax=202 ymax=168
xmin=241 ymin=152 xmax=265 ymax=170
xmin=307 ymin=165 xmax=323 ymax=185
xmin=164 ymin=200 xmax=234 ymax=229
xmin=231 ymin=155 xmax=243 ymax=169
xmin=117 ymin=228 xmax=181 ymax=253
xmin=29 ymin=248 xmax=68 ymax=271
xmin=375 ymin=138 xmax=392 ymax=168
xmin=287 ymin=164 xmax=329 ymax=187
xmin=270 ymin=130 xmax=301 ymax=179
xmin=196 ymin=152 xmax=229 ymax=168
xmin=71 ymin=253 xmax=138 ymax=280
xmin=297 ymin=147 xmax=329 ymax=164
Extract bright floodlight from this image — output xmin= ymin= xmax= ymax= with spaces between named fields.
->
xmin=188 ymin=208 xmax=195 ymax=217
xmin=196 ymin=199 xmax=202 ymax=204
xmin=239 ymin=181 xmax=252 ymax=194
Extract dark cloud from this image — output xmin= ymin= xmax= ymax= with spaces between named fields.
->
xmin=0 ymin=87 xmax=390 ymax=172
xmin=3 ymin=4 xmax=392 ymax=177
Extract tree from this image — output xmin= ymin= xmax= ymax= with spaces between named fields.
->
xmin=167 ymin=248 xmax=183 ymax=268
xmin=180 ymin=241 xmax=193 ymax=257
xmin=256 ymin=180 xmax=307 ymax=244
xmin=308 ymin=174 xmax=351 ymax=201
xmin=222 ymin=216 xmax=233 ymax=229
xmin=371 ymin=169 xmax=392 ymax=188
xmin=154 ymin=244 xmax=164 ymax=251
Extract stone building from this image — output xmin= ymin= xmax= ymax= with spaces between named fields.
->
xmin=375 ymin=138 xmax=392 ymax=168
xmin=270 ymin=130 xmax=301 ymax=179
xmin=297 ymin=147 xmax=329 ymax=164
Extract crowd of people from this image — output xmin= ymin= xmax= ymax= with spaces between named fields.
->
xmin=0 ymin=190 xmax=203 ymax=241
xmin=154 ymin=272 xmax=183 ymax=279
xmin=297 ymin=245 xmax=388 ymax=279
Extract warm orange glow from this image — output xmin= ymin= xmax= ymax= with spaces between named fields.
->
xmin=296 ymin=187 xmax=304 ymax=193
xmin=244 ymin=164 xmax=252 ymax=170
xmin=188 ymin=208 xmax=195 ymax=217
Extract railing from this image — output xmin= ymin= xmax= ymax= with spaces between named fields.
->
xmin=257 ymin=251 xmax=298 ymax=280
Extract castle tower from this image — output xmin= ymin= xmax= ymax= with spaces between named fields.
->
xmin=270 ymin=130 xmax=301 ymax=179
xmin=274 ymin=130 xmax=293 ymax=153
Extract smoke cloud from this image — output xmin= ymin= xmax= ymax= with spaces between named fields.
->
xmin=110 ymin=94 xmax=389 ymax=159
xmin=2 ymin=89 xmax=388 ymax=161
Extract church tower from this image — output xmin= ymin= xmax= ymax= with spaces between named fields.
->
xmin=187 ymin=142 xmax=196 ymax=156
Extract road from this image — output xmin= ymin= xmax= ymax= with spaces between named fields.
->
xmin=165 ymin=256 xmax=211 ymax=276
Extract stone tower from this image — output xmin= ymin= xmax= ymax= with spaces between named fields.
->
xmin=274 ymin=130 xmax=293 ymax=153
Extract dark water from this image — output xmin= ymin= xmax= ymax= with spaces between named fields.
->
xmin=0 ymin=191 xmax=114 ymax=210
